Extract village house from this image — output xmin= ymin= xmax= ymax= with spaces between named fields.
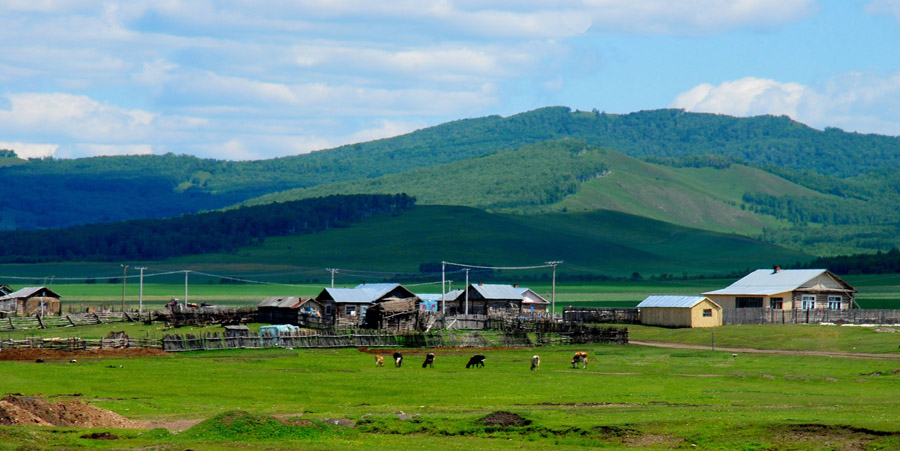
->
xmin=637 ymin=295 xmax=722 ymax=328
xmin=704 ymin=268 xmax=857 ymax=311
xmin=450 ymin=283 xmax=524 ymax=315
xmin=0 ymin=286 xmax=62 ymax=316
xmin=516 ymin=287 xmax=550 ymax=313
xmin=315 ymin=283 xmax=419 ymax=324
xmin=257 ymin=296 xmax=324 ymax=325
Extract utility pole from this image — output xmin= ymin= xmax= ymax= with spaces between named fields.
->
xmin=464 ymin=268 xmax=470 ymax=315
xmin=184 ymin=270 xmax=190 ymax=308
xmin=326 ymin=268 xmax=338 ymax=288
xmin=120 ymin=264 xmax=129 ymax=312
xmin=135 ymin=266 xmax=147 ymax=319
xmin=441 ymin=262 xmax=446 ymax=316
xmin=545 ymin=261 xmax=563 ymax=320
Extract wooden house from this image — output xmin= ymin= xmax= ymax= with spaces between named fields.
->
xmin=316 ymin=283 xmax=418 ymax=325
xmin=451 ymin=283 xmax=524 ymax=315
xmin=703 ymin=268 xmax=857 ymax=311
xmin=637 ymin=295 xmax=722 ymax=328
xmin=0 ymin=286 xmax=62 ymax=316
xmin=257 ymin=296 xmax=323 ymax=325
xmin=516 ymin=287 xmax=550 ymax=313
xmin=363 ymin=297 xmax=419 ymax=330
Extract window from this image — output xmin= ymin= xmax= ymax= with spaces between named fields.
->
xmin=360 ymin=306 xmax=368 ymax=317
xmin=345 ymin=305 xmax=357 ymax=316
xmin=801 ymin=295 xmax=816 ymax=310
xmin=736 ymin=297 xmax=763 ymax=308
xmin=702 ymin=309 xmax=712 ymax=317
xmin=828 ymin=296 xmax=842 ymax=310
xmin=769 ymin=298 xmax=783 ymax=310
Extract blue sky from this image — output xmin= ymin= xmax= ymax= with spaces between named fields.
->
xmin=1 ymin=0 xmax=899 ymax=160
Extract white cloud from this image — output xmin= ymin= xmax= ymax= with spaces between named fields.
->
xmin=672 ymin=77 xmax=808 ymax=118
xmin=865 ymin=0 xmax=900 ymax=22
xmin=672 ymin=73 xmax=900 ymax=136
xmin=0 ymin=93 xmax=156 ymax=141
xmin=0 ymin=141 xmax=58 ymax=159
xmin=132 ymin=58 xmax=179 ymax=85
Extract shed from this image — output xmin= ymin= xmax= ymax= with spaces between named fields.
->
xmin=364 ymin=297 xmax=419 ymax=330
xmin=257 ymin=296 xmax=323 ymax=324
xmin=223 ymin=325 xmax=250 ymax=337
xmin=516 ymin=287 xmax=550 ymax=313
xmin=704 ymin=268 xmax=857 ymax=311
xmin=259 ymin=324 xmax=301 ymax=337
xmin=637 ymin=295 xmax=722 ymax=328
xmin=0 ymin=286 xmax=62 ymax=316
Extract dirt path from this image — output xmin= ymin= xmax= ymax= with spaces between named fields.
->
xmin=630 ymin=340 xmax=900 ymax=360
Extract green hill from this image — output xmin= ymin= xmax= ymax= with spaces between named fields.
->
xmin=4 ymin=107 xmax=900 ymax=233
xmin=176 ymin=205 xmax=809 ymax=278
xmin=241 ymin=140 xmax=852 ymax=237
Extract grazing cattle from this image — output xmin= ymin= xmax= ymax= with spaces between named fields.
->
xmin=69 ymin=359 xmax=77 ymax=364
xmin=571 ymin=351 xmax=588 ymax=369
xmin=375 ymin=355 xmax=384 ymax=367
xmin=465 ymin=355 xmax=486 ymax=368
xmin=422 ymin=352 xmax=435 ymax=368
xmin=393 ymin=352 xmax=403 ymax=367
xmin=530 ymin=355 xmax=541 ymax=371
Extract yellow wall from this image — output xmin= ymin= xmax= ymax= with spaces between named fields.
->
xmin=640 ymin=299 xmax=722 ymax=328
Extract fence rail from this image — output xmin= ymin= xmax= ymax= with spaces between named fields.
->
xmin=722 ymin=308 xmax=900 ymax=325
xmin=562 ymin=307 xmax=640 ymax=324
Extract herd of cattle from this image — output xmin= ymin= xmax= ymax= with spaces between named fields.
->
xmin=374 ymin=351 xmax=589 ymax=371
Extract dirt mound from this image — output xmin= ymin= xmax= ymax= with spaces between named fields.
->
xmin=479 ymin=411 xmax=531 ymax=427
xmin=0 ymin=347 xmax=168 ymax=361
xmin=0 ymin=394 xmax=137 ymax=428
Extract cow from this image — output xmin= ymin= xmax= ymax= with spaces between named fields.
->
xmin=422 ymin=352 xmax=435 ymax=368
xmin=393 ymin=352 xmax=403 ymax=367
xmin=375 ymin=355 xmax=384 ymax=367
xmin=465 ymin=355 xmax=486 ymax=368
xmin=571 ymin=351 xmax=588 ymax=369
xmin=530 ymin=355 xmax=541 ymax=371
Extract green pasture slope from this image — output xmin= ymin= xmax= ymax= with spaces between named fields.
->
xmin=1 ymin=343 xmax=899 ymax=449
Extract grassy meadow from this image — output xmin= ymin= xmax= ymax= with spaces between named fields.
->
xmin=1 ymin=342 xmax=899 ymax=449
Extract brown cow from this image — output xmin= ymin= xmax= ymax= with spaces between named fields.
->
xmin=530 ymin=355 xmax=540 ymax=371
xmin=375 ymin=355 xmax=384 ymax=367
xmin=571 ymin=351 xmax=588 ymax=369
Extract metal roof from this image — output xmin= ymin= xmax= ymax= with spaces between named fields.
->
xmin=0 ymin=286 xmax=59 ymax=301
xmin=637 ymin=295 xmax=714 ymax=308
xmin=353 ymin=283 xmax=400 ymax=299
xmin=418 ymin=290 xmax=463 ymax=302
xmin=471 ymin=284 xmax=523 ymax=300
xmin=703 ymin=269 xmax=830 ymax=296
xmin=516 ymin=287 xmax=549 ymax=304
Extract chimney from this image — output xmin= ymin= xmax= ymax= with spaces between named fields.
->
xmin=773 ymin=266 xmax=780 ymax=274
xmin=478 ymin=282 xmax=483 ymax=286
xmin=513 ymin=284 xmax=518 ymax=288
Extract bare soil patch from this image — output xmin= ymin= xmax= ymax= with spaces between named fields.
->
xmin=0 ymin=347 xmax=168 ymax=361
xmin=478 ymin=411 xmax=531 ymax=428
xmin=773 ymin=424 xmax=899 ymax=451
xmin=0 ymin=394 xmax=138 ymax=428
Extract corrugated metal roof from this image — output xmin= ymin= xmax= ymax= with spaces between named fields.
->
xmin=354 ymin=283 xmax=400 ymax=300
xmin=637 ymin=295 xmax=711 ymax=308
xmin=472 ymin=284 xmax=523 ymax=300
xmin=418 ymin=290 xmax=463 ymax=302
xmin=0 ymin=287 xmax=56 ymax=301
xmin=257 ymin=296 xmax=282 ymax=307
xmin=703 ymin=269 xmax=828 ymax=296
xmin=517 ymin=288 xmax=549 ymax=304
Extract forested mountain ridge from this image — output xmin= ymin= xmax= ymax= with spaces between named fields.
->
xmin=3 ymin=106 xmax=900 ymax=236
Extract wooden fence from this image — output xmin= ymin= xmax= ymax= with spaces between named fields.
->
xmin=0 ymin=336 xmax=161 ymax=351
xmin=722 ymin=308 xmax=900 ymax=325
xmin=562 ymin=307 xmax=640 ymax=324
xmin=0 ymin=311 xmax=136 ymax=332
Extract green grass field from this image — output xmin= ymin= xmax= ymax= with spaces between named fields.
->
xmin=2 ymin=341 xmax=899 ymax=449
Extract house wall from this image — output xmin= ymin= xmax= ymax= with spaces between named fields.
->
xmin=22 ymin=297 xmax=61 ymax=316
xmin=689 ymin=300 xmax=722 ymax=328
xmin=708 ymin=291 xmax=792 ymax=310
xmin=640 ymin=307 xmax=692 ymax=327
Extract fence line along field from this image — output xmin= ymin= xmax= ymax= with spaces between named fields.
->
xmin=1 ymin=344 xmax=898 ymax=449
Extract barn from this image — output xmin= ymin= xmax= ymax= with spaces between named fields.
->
xmin=0 ymin=287 xmax=62 ymax=316
xmin=637 ymin=295 xmax=722 ymax=328
xmin=703 ymin=268 xmax=857 ymax=311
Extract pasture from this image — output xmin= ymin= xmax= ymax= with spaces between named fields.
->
xmin=1 ymin=342 xmax=899 ymax=449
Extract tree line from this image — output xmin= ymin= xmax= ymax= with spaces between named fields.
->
xmin=0 ymin=194 xmax=415 ymax=263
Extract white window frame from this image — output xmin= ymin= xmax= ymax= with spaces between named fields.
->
xmin=801 ymin=295 xmax=816 ymax=310
xmin=827 ymin=296 xmax=842 ymax=310
xmin=345 ymin=305 xmax=357 ymax=315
